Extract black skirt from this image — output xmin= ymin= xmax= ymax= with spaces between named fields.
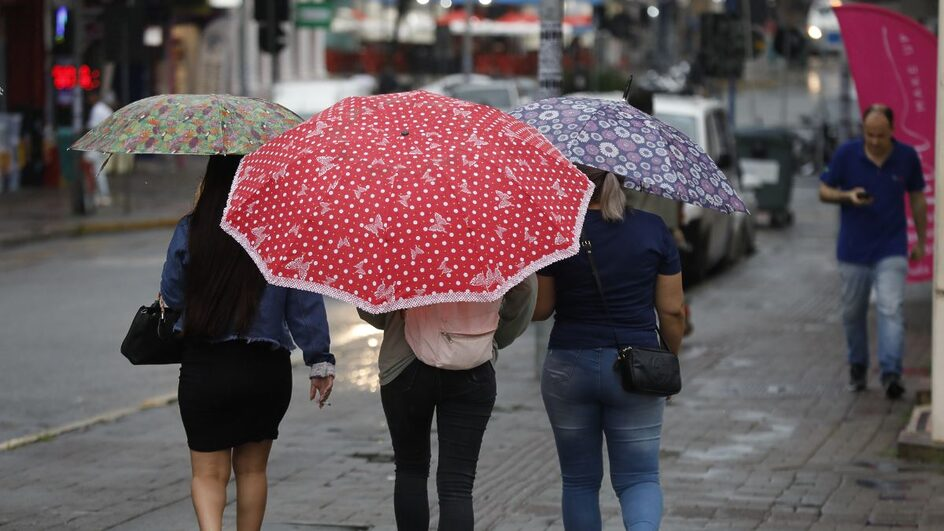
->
xmin=178 ymin=340 xmax=292 ymax=452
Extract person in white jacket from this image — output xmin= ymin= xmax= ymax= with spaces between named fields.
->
xmin=84 ymin=90 xmax=115 ymax=206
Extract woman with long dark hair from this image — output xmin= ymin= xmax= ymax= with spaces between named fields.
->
xmin=160 ymin=155 xmax=334 ymax=531
xmin=533 ymin=165 xmax=685 ymax=530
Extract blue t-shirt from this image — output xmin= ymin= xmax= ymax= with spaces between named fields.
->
xmin=820 ymin=138 xmax=925 ymax=265
xmin=539 ymin=209 xmax=681 ymax=350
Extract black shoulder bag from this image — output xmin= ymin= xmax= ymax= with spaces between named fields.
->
xmin=581 ymin=235 xmax=682 ymax=396
xmin=120 ymin=300 xmax=184 ymax=365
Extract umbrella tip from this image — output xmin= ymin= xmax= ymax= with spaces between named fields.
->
xmin=622 ymin=75 xmax=634 ymax=104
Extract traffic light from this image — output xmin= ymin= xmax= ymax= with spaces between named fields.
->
xmin=258 ymin=23 xmax=286 ymax=55
xmin=254 ymin=0 xmax=290 ymax=23
xmin=699 ymin=13 xmax=747 ymax=79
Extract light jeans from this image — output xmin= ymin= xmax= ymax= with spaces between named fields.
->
xmin=84 ymin=151 xmax=110 ymax=199
xmin=838 ymin=256 xmax=908 ymax=377
xmin=541 ymin=347 xmax=665 ymax=531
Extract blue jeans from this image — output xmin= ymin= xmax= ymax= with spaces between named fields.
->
xmin=838 ymin=256 xmax=908 ymax=377
xmin=541 ymin=348 xmax=665 ymax=531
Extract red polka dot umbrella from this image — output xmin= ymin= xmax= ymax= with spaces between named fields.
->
xmin=221 ymin=90 xmax=593 ymax=313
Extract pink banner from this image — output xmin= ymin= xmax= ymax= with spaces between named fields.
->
xmin=835 ymin=4 xmax=936 ymax=282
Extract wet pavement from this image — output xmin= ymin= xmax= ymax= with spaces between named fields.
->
xmin=1 ymin=169 xmax=941 ymax=530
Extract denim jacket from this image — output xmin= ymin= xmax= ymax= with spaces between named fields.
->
xmin=160 ymin=217 xmax=335 ymax=378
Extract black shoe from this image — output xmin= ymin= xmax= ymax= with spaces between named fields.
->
xmin=882 ymin=374 xmax=905 ymax=400
xmin=848 ymin=364 xmax=867 ymax=392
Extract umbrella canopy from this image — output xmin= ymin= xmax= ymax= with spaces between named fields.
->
xmin=221 ymin=90 xmax=593 ymax=313
xmin=70 ymin=94 xmax=303 ymax=155
xmin=509 ymin=96 xmax=748 ymax=214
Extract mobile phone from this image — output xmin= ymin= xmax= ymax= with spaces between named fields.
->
xmin=856 ymin=191 xmax=873 ymax=200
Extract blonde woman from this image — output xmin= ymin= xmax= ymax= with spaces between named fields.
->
xmin=533 ymin=165 xmax=685 ymax=530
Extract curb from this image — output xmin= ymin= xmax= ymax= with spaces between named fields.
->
xmin=0 ymin=216 xmax=181 ymax=249
xmin=0 ymin=392 xmax=178 ymax=452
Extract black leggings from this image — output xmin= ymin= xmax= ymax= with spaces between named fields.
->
xmin=380 ymin=360 xmax=497 ymax=531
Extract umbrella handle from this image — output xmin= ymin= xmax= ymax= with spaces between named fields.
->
xmin=622 ymin=75 xmax=634 ymax=104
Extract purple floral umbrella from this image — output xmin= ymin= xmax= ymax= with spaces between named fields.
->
xmin=509 ymin=96 xmax=748 ymax=214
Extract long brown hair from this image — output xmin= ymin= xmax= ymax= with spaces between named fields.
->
xmin=183 ymin=155 xmax=266 ymax=338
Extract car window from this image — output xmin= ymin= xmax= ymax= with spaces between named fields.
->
xmin=705 ymin=112 xmax=724 ymax=160
xmin=448 ymin=86 xmax=515 ymax=110
xmin=655 ymin=113 xmax=700 ymax=145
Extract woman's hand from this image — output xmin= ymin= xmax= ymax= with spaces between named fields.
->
xmin=310 ymin=376 xmax=334 ymax=409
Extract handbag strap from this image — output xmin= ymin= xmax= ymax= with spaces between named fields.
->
xmin=580 ymin=232 xmax=668 ymax=350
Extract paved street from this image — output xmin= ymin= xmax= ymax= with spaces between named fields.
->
xmin=1 ymin=170 xmax=942 ymax=530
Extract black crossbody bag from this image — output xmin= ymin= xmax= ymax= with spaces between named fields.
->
xmin=581 ymin=235 xmax=682 ymax=396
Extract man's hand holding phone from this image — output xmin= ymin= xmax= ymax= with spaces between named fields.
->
xmin=849 ymin=187 xmax=874 ymax=206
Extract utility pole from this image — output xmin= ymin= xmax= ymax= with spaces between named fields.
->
xmin=537 ymin=0 xmax=563 ymax=99
xmin=462 ymin=0 xmax=474 ymax=80
xmin=931 ymin=0 xmax=944 ymax=442
xmin=71 ymin=0 xmax=90 ymax=214
xmin=268 ymin=0 xmax=280 ymax=84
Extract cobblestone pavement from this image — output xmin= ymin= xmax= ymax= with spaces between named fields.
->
xmin=1 ymin=174 xmax=941 ymax=530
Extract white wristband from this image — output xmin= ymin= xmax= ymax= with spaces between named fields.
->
xmin=309 ymin=362 xmax=336 ymax=379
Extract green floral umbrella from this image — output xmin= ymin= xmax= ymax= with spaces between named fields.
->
xmin=70 ymin=94 xmax=303 ymax=155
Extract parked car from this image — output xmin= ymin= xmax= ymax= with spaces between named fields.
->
xmin=805 ymin=0 xmax=843 ymax=54
xmin=272 ymin=75 xmax=377 ymax=119
xmin=420 ymin=74 xmax=532 ymax=112
xmin=652 ymin=94 xmax=756 ymax=284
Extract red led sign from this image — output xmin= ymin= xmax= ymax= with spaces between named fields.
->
xmin=51 ymin=65 xmax=101 ymax=91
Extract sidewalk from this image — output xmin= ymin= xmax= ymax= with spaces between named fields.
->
xmin=0 ymin=156 xmax=204 ymax=248
xmin=0 ymin=173 xmax=941 ymax=529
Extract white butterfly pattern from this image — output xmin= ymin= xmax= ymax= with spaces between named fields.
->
xmin=438 ymin=258 xmax=454 ymax=276
xmin=320 ymin=202 xmax=332 ymax=214
xmin=495 ymin=190 xmax=513 ymax=209
xmin=287 ymin=224 xmax=301 ymax=237
xmin=551 ymin=181 xmax=566 ymax=198
xmin=374 ymin=283 xmax=396 ymax=303
xmin=410 ymin=246 xmax=424 ymax=261
xmin=471 ymin=267 xmax=504 ymax=288
xmin=316 ymin=156 xmax=337 ymax=177
xmin=285 ymin=256 xmax=311 ymax=280
xmin=524 ymin=228 xmax=537 ymax=244
xmin=337 ymin=237 xmax=350 ymax=249
xmin=363 ymin=215 xmax=386 ymax=236
xmin=427 ymin=213 xmax=449 ymax=233
xmin=354 ymin=259 xmax=368 ymax=276
xmin=399 ymin=191 xmax=411 ymax=207
xmin=466 ymin=133 xmax=486 ymax=148
xmin=251 ymin=226 xmax=269 ymax=248
xmin=354 ymin=185 xmax=368 ymax=199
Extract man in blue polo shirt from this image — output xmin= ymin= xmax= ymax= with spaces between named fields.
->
xmin=819 ymin=104 xmax=927 ymax=399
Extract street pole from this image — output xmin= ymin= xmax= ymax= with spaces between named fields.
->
xmin=239 ymin=0 xmax=248 ymax=95
xmin=268 ymin=0 xmax=279 ymax=85
xmin=71 ymin=0 xmax=88 ymax=214
xmin=462 ymin=0 xmax=474 ymax=80
xmin=930 ymin=0 xmax=944 ymax=442
xmin=838 ymin=52 xmax=853 ymax=142
xmin=537 ymin=0 xmax=562 ymax=99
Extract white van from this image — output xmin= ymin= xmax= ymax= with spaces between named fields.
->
xmin=653 ymin=94 xmax=756 ymax=283
xmin=272 ymin=75 xmax=377 ymax=119
xmin=806 ymin=0 xmax=844 ymax=54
